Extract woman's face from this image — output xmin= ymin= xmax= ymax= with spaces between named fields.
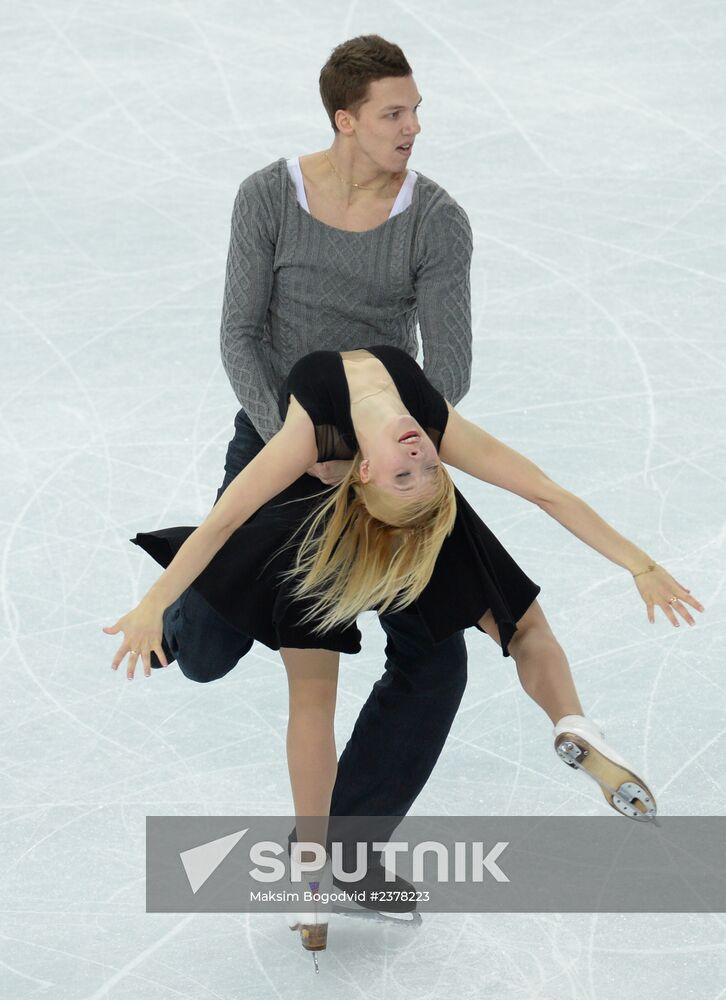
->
xmin=342 ymin=75 xmax=422 ymax=172
xmin=358 ymin=414 xmax=440 ymax=498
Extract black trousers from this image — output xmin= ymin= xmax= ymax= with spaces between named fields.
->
xmin=159 ymin=408 xmax=468 ymax=832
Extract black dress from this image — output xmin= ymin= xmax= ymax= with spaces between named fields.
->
xmin=131 ymin=345 xmax=541 ymax=657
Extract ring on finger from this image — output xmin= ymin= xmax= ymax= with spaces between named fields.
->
xmin=667 ymin=596 xmax=679 ymax=605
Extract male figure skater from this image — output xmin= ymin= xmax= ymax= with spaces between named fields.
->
xmin=159 ymin=34 xmax=473 ymax=909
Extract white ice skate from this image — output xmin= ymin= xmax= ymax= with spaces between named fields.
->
xmin=553 ymin=714 xmax=657 ymax=822
xmin=286 ymin=847 xmax=334 ymax=974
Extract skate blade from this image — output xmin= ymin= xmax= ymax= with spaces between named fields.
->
xmin=331 ymin=886 xmax=418 ymax=919
xmin=332 ymin=905 xmax=422 ymax=927
xmin=555 ymin=732 xmax=657 ymax=821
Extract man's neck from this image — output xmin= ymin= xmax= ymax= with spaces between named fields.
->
xmin=302 ymin=148 xmax=405 ymax=208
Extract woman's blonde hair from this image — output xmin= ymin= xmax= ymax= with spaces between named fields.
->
xmin=279 ymin=455 xmax=457 ymax=634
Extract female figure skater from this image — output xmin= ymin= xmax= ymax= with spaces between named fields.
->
xmin=104 ymin=344 xmax=703 ymax=962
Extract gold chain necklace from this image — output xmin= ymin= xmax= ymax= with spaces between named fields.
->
xmin=323 ymin=151 xmax=392 ymax=193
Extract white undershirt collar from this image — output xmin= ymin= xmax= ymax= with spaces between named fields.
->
xmin=286 ymin=156 xmax=417 ymax=218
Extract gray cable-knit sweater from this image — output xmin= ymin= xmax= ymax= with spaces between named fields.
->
xmin=220 ymin=157 xmax=473 ymax=442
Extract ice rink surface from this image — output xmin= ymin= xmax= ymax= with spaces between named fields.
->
xmin=2 ymin=0 xmax=725 ymax=996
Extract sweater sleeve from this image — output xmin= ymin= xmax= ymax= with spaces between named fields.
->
xmin=219 ymin=175 xmax=282 ymax=442
xmin=414 ymin=197 xmax=473 ymax=407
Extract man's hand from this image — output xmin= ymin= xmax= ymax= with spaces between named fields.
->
xmin=306 ymin=461 xmax=353 ymax=485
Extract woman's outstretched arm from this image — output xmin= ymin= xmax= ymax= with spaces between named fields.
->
xmin=104 ymin=399 xmax=317 ymax=676
xmin=141 ymin=397 xmax=317 ymax=612
xmin=438 ymin=403 xmax=704 ymax=626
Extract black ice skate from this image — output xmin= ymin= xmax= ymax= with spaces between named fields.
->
xmin=331 ymin=858 xmax=422 ymax=927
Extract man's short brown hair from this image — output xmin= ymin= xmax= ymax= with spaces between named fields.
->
xmin=319 ymin=34 xmax=412 ymax=133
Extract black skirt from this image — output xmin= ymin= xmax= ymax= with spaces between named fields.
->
xmin=131 ymin=480 xmax=541 ymax=657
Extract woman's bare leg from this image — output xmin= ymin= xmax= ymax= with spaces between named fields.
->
xmin=478 ymin=601 xmax=658 ymax=820
xmin=478 ymin=600 xmax=583 ymax=724
xmin=280 ymin=646 xmax=339 ymax=856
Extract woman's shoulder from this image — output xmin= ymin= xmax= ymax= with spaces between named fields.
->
xmin=287 ymin=349 xmax=340 ymax=382
xmin=368 ymin=343 xmax=420 ymax=369
xmin=278 ymin=350 xmax=341 ymax=423
xmin=367 ymin=342 xmax=431 ymax=388
xmin=368 ymin=344 xmax=450 ymax=442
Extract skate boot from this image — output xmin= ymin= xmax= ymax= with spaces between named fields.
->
xmin=286 ymin=846 xmax=334 ymax=973
xmin=553 ymin=714 xmax=657 ymax=822
xmin=332 ymin=856 xmax=421 ymax=924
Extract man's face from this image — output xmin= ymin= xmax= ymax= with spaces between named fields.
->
xmin=341 ymin=75 xmax=422 ymax=170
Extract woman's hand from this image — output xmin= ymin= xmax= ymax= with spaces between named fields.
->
xmin=306 ymin=460 xmax=353 ymax=485
xmin=633 ymin=564 xmax=705 ymax=627
xmin=102 ymin=599 xmax=168 ymax=679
